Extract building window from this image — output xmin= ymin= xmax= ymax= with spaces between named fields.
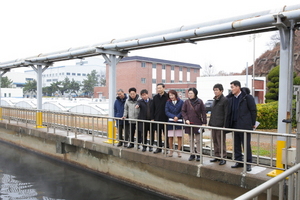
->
xmin=162 ymin=64 xmax=166 ymax=69
xmin=194 ymin=69 xmax=198 ymax=73
xmin=25 ymin=78 xmax=33 ymax=81
xmin=141 ymin=78 xmax=146 ymax=84
xmin=152 ymin=63 xmax=156 ymax=68
xmin=141 ymin=62 xmax=146 ymax=68
xmin=66 ymin=72 xmax=70 ymax=75
xmin=4 ymin=93 xmax=6 ymax=97
xmin=179 ymin=67 xmax=183 ymax=71
xmin=52 ymin=79 xmax=58 ymax=82
xmin=77 ymin=73 xmax=81 ymax=76
xmin=162 ymin=79 xmax=166 ymax=83
xmin=171 ymin=66 xmax=174 ymax=70
xmin=72 ymin=73 xmax=76 ymax=76
xmin=9 ymin=93 xmax=11 ymax=97
xmin=82 ymin=73 xmax=86 ymax=76
xmin=46 ymin=79 xmax=51 ymax=82
xmin=62 ymin=72 xmax=64 ymax=75
xmin=187 ymin=68 xmax=190 ymax=72
xmin=171 ymin=80 xmax=174 ymax=83
xmin=152 ymin=79 xmax=156 ymax=83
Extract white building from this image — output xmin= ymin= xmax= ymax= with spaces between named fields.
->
xmin=1 ymin=88 xmax=23 ymax=98
xmin=4 ymin=71 xmax=36 ymax=88
xmin=24 ymin=57 xmax=106 ymax=87
xmin=197 ymin=75 xmax=266 ymax=104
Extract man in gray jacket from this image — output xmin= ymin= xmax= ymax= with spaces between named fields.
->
xmin=122 ymin=87 xmax=140 ymax=148
xmin=208 ymin=83 xmax=228 ymax=165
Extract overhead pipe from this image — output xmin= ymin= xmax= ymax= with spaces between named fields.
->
xmin=0 ymin=4 xmax=300 ymax=69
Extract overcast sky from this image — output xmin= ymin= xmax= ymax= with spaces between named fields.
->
xmin=0 ymin=0 xmax=299 ymax=74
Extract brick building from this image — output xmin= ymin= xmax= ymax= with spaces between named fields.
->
xmin=94 ymin=56 xmax=201 ymax=99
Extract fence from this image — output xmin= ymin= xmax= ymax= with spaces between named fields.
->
xmin=0 ymin=106 xmax=297 ymax=174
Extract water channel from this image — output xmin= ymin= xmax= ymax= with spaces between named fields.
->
xmin=0 ymin=141 xmax=174 ymax=200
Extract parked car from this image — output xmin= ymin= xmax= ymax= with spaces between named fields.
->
xmin=205 ymin=100 xmax=214 ymax=113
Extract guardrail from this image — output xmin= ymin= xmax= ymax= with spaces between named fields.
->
xmin=235 ymin=163 xmax=300 ymax=200
xmin=0 ymin=106 xmax=297 ymax=174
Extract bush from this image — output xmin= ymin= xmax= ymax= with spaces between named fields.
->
xmin=257 ymin=101 xmax=296 ymax=129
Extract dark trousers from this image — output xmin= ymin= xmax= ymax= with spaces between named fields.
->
xmin=233 ymin=131 xmax=252 ymax=163
xmin=212 ymin=129 xmax=227 ymax=158
xmin=138 ymin=122 xmax=154 ymax=146
xmin=118 ymin=124 xmax=129 ymax=143
xmin=152 ymin=123 xmax=168 ymax=148
xmin=128 ymin=123 xmax=136 ymax=143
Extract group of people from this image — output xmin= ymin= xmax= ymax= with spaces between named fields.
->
xmin=114 ymin=80 xmax=257 ymax=172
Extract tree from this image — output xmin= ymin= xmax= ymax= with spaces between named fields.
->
xmin=1 ymin=76 xmax=13 ymax=88
xmin=82 ymin=70 xmax=98 ymax=97
xmin=23 ymin=79 xmax=37 ymax=98
xmin=69 ymin=79 xmax=80 ymax=95
xmin=201 ymin=64 xmax=215 ymax=77
xmin=99 ymin=77 xmax=106 ymax=86
xmin=265 ymin=66 xmax=300 ymax=103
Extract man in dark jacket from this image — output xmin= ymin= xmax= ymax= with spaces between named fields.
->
xmin=152 ymin=83 xmax=169 ymax=154
xmin=226 ymin=81 xmax=257 ymax=172
xmin=208 ymin=83 xmax=228 ymax=165
xmin=114 ymin=89 xmax=129 ymax=147
xmin=136 ymin=89 xmax=154 ymax=152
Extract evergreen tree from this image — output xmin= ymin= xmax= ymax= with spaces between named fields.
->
xmin=82 ymin=70 xmax=98 ymax=97
xmin=265 ymin=66 xmax=300 ymax=102
xmin=1 ymin=76 xmax=13 ymax=88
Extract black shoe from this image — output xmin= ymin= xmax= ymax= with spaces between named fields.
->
xmin=149 ymin=147 xmax=153 ymax=152
xmin=188 ymin=155 xmax=195 ymax=161
xmin=210 ymin=158 xmax=220 ymax=162
xmin=196 ymin=155 xmax=200 ymax=162
xmin=246 ymin=164 xmax=252 ymax=172
xmin=219 ymin=160 xmax=226 ymax=165
xmin=153 ymin=149 xmax=162 ymax=154
xmin=124 ymin=144 xmax=128 ymax=148
xmin=231 ymin=163 xmax=243 ymax=168
xmin=127 ymin=144 xmax=134 ymax=148
xmin=117 ymin=142 xmax=123 ymax=147
xmin=142 ymin=147 xmax=147 ymax=152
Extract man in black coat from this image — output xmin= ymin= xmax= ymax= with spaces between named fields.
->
xmin=136 ymin=89 xmax=154 ymax=152
xmin=226 ymin=81 xmax=257 ymax=172
xmin=209 ymin=83 xmax=228 ymax=165
xmin=152 ymin=83 xmax=169 ymax=154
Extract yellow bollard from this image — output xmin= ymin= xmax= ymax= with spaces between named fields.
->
xmin=267 ymin=140 xmax=286 ymax=177
xmin=35 ymin=111 xmax=46 ymax=128
xmin=104 ymin=120 xmax=118 ymax=144
xmin=0 ymin=107 xmax=2 ymax=120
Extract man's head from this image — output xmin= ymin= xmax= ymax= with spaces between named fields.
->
xmin=156 ymin=83 xmax=165 ymax=95
xmin=230 ymin=80 xmax=241 ymax=96
xmin=117 ymin=89 xmax=125 ymax=99
xmin=213 ymin=83 xmax=224 ymax=97
xmin=128 ymin=87 xmax=137 ymax=99
xmin=140 ymin=89 xmax=149 ymax=100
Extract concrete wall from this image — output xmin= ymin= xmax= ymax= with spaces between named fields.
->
xmin=0 ymin=121 xmax=275 ymax=200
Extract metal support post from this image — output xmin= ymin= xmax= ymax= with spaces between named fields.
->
xmin=31 ymin=64 xmax=50 ymax=128
xmin=102 ymin=53 xmax=125 ymax=144
xmin=296 ymin=88 xmax=300 ymax=164
xmin=268 ymin=17 xmax=295 ymax=177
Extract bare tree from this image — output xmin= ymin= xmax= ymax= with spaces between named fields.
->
xmin=201 ymin=64 xmax=215 ymax=77
xmin=266 ymin=32 xmax=280 ymax=49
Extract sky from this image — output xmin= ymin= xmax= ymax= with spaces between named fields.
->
xmin=0 ymin=0 xmax=299 ymax=74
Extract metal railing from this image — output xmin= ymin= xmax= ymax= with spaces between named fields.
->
xmin=235 ymin=163 xmax=300 ymax=200
xmin=0 ymin=106 xmax=297 ymax=173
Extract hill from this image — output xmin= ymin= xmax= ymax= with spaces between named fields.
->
xmin=241 ymin=30 xmax=300 ymax=76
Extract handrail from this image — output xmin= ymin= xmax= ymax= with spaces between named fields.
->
xmin=0 ymin=106 xmax=297 ymax=172
xmin=235 ymin=163 xmax=300 ymax=200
